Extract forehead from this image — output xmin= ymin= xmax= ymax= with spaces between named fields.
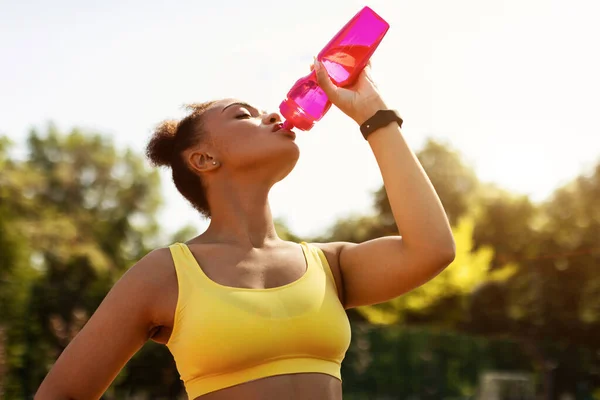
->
xmin=209 ymin=98 xmax=264 ymax=112
xmin=200 ymin=99 xmax=238 ymax=122
xmin=213 ymin=98 xmax=242 ymax=109
xmin=202 ymin=98 xmax=264 ymax=127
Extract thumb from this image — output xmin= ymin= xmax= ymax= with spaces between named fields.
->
xmin=313 ymin=58 xmax=338 ymax=100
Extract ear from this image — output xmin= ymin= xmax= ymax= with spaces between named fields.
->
xmin=188 ymin=150 xmax=220 ymax=174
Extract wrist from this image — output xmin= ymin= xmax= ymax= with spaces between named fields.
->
xmin=359 ymin=108 xmax=403 ymax=141
xmin=352 ymin=97 xmax=388 ymax=125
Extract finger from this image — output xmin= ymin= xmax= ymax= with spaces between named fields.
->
xmin=360 ymin=61 xmax=375 ymax=81
xmin=313 ymin=58 xmax=338 ymax=100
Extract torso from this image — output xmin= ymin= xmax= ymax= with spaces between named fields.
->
xmin=146 ymin=239 xmax=345 ymax=400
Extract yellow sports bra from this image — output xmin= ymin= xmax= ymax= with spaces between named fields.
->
xmin=165 ymin=242 xmax=352 ymax=399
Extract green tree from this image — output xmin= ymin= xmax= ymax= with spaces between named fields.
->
xmin=467 ymin=161 xmax=600 ymax=398
xmin=0 ymin=126 xmax=172 ymax=398
xmin=0 ymin=137 xmax=41 ymax=398
xmin=472 ymin=189 xmax=540 ymax=269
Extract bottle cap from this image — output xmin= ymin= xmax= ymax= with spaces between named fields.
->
xmin=279 ymin=99 xmax=315 ymax=131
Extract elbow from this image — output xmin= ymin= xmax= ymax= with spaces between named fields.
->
xmin=406 ymin=233 xmax=456 ymax=269
xmin=428 ymin=238 xmax=456 ymax=271
xmin=424 ymin=247 xmax=454 ymax=278
xmin=436 ymin=228 xmax=456 ymax=265
xmin=442 ymin=243 xmax=456 ymax=266
xmin=439 ymin=238 xmax=456 ymax=268
xmin=442 ymin=236 xmax=456 ymax=265
xmin=417 ymin=231 xmax=456 ymax=269
xmin=407 ymin=239 xmax=456 ymax=276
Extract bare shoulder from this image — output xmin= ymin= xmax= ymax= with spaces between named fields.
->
xmin=134 ymin=246 xmax=174 ymax=273
xmin=126 ymin=247 xmax=178 ymax=328
xmin=120 ymin=248 xmax=175 ymax=303
xmin=131 ymin=247 xmax=176 ymax=287
xmin=34 ymin=246 xmax=177 ymax=399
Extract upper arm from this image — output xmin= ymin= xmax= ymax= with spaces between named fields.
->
xmin=35 ymin=248 xmax=173 ymax=400
xmin=317 ymin=237 xmax=455 ymax=310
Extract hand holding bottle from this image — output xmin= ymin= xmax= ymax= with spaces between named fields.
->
xmin=312 ymin=59 xmax=387 ymax=126
xmin=279 ymin=6 xmax=390 ymax=131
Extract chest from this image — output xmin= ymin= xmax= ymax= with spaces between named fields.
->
xmin=191 ymin=244 xmax=310 ymax=290
xmin=152 ymin=243 xmax=313 ymax=342
xmin=167 ymin=252 xmax=351 ymax=373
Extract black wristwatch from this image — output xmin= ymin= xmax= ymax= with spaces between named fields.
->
xmin=359 ymin=109 xmax=403 ymax=140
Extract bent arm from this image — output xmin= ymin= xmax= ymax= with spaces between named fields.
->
xmin=35 ymin=249 xmax=172 ymax=400
xmin=365 ymin=100 xmax=455 ymax=254
xmin=322 ymin=105 xmax=456 ymax=309
xmin=312 ymin=60 xmax=455 ymax=309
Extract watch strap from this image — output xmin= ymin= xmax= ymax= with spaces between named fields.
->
xmin=359 ymin=109 xmax=403 ymax=140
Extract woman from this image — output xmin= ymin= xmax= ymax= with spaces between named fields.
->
xmin=35 ymin=60 xmax=455 ymax=399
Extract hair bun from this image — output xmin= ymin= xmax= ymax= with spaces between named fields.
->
xmin=146 ymin=120 xmax=178 ymax=167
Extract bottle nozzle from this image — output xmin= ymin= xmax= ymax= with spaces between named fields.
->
xmin=281 ymin=120 xmax=294 ymax=131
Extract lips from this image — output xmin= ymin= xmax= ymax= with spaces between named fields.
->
xmin=272 ymin=123 xmax=296 ymax=139
xmin=281 ymin=130 xmax=296 ymax=140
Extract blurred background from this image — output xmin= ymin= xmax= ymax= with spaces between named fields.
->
xmin=1 ymin=0 xmax=599 ymax=398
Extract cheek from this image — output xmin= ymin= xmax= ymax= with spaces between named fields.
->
xmin=219 ymin=133 xmax=263 ymax=159
xmin=210 ymin=130 xmax=251 ymax=158
xmin=224 ymin=137 xmax=300 ymax=168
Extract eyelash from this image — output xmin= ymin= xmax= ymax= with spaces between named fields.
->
xmin=236 ymin=113 xmax=252 ymax=119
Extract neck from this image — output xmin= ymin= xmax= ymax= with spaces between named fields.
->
xmin=202 ymin=172 xmax=279 ymax=248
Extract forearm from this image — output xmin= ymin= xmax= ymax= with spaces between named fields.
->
xmin=363 ymin=105 xmax=455 ymax=255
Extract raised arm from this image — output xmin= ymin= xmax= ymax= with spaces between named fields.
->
xmin=313 ymin=59 xmax=455 ymax=309
xmin=35 ymin=248 xmax=173 ymax=400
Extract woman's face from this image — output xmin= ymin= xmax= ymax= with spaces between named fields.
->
xmin=198 ymin=98 xmax=300 ymax=181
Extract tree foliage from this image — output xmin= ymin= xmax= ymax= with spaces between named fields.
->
xmin=0 ymin=126 xmax=171 ymax=398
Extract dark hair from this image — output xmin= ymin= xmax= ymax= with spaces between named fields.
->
xmin=146 ymin=101 xmax=216 ymax=218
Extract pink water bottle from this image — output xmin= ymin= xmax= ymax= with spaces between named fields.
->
xmin=279 ymin=6 xmax=390 ymax=131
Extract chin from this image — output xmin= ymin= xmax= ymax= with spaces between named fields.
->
xmin=273 ymin=147 xmax=300 ymax=182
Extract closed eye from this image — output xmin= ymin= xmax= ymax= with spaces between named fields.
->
xmin=236 ymin=113 xmax=252 ymax=119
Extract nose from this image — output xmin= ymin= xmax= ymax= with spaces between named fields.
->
xmin=262 ymin=112 xmax=281 ymax=125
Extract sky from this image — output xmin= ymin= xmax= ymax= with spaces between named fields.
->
xmin=1 ymin=0 xmax=599 ymax=239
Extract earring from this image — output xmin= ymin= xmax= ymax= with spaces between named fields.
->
xmin=212 ymin=161 xmax=217 ymax=165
